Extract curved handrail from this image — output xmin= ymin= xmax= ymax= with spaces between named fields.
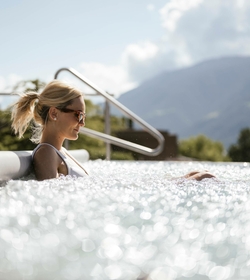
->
xmin=54 ymin=67 xmax=165 ymax=156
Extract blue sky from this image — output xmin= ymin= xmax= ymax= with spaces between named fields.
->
xmin=0 ymin=0 xmax=166 ymax=93
xmin=1 ymin=0 xmax=250 ymax=101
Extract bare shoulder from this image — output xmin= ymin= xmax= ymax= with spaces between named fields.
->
xmin=34 ymin=144 xmax=59 ymax=162
xmin=33 ymin=145 xmax=61 ymax=180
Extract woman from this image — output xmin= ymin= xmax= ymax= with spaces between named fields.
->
xmin=11 ymin=80 xmax=88 ymax=180
xmin=11 ymin=80 xmax=214 ymax=181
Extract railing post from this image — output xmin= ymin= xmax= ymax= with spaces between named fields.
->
xmin=104 ymin=99 xmax=111 ymax=160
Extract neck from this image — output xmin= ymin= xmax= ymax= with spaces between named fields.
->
xmin=40 ymin=127 xmax=65 ymax=151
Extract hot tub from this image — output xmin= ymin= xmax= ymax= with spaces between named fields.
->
xmin=0 ymin=160 xmax=249 ymax=280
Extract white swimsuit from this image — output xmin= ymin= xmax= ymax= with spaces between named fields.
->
xmin=32 ymin=143 xmax=88 ymax=177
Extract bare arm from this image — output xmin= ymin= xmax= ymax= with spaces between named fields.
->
xmin=184 ymin=170 xmax=216 ymax=181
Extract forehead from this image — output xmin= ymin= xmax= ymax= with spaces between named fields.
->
xmin=69 ymin=96 xmax=85 ymax=110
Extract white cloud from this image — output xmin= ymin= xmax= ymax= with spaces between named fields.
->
xmin=0 ymin=74 xmax=22 ymax=109
xmin=7 ymin=74 xmax=22 ymax=90
xmin=159 ymin=0 xmax=250 ymax=67
xmin=79 ymin=0 xmax=250 ymax=94
xmin=160 ymin=0 xmax=203 ymax=32
xmin=79 ymin=62 xmax=137 ymax=97
xmin=122 ymin=42 xmax=159 ymax=62
xmin=0 ymin=76 xmax=6 ymax=109
xmin=121 ymin=41 xmax=176 ymax=82
xmin=0 ymin=76 xmax=5 ymax=92
xmin=0 ymin=74 xmax=23 ymax=92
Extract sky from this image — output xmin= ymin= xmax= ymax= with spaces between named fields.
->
xmin=1 ymin=0 xmax=250 ymax=103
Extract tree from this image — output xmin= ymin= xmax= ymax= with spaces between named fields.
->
xmin=13 ymin=79 xmax=46 ymax=93
xmin=228 ymin=128 xmax=250 ymax=162
xmin=0 ymin=109 xmax=36 ymax=151
xmin=179 ymin=134 xmax=230 ymax=161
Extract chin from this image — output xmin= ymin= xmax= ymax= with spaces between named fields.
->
xmin=67 ymin=135 xmax=78 ymax=141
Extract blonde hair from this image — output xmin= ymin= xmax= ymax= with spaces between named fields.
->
xmin=11 ymin=80 xmax=82 ymax=143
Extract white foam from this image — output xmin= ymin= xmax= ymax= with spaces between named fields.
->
xmin=1 ymin=160 xmax=250 ymax=279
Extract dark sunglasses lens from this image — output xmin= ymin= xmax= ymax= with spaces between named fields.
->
xmin=75 ymin=112 xmax=83 ymax=122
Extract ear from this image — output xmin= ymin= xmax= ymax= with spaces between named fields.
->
xmin=48 ymin=107 xmax=58 ymax=121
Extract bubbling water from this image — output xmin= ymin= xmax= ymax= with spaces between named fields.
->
xmin=0 ymin=160 xmax=250 ymax=280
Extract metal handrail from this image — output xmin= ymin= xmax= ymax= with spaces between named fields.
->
xmin=0 ymin=93 xmax=18 ymax=95
xmin=54 ymin=67 xmax=165 ymax=157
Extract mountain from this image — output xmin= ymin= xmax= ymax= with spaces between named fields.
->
xmin=115 ymin=56 xmax=250 ymax=148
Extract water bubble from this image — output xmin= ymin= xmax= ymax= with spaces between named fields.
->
xmin=209 ymin=265 xmax=231 ymax=280
xmin=140 ymin=211 xmax=152 ymax=220
xmin=18 ymin=215 xmax=30 ymax=227
xmin=16 ymin=262 xmax=34 ymax=276
xmin=81 ymin=239 xmax=95 ymax=252
xmin=41 ymin=233 xmax=60 ymax=248
xmin=104 ymin=264 xmax=122 ymax=279
xmin=216 ymin=244 xmax=229 ymax=259
xmin=0 ymin=229 xmax=13 ymax=243
xmin=90 ymin=263 xmax=103 ymax=277
xmin=149 ymin=267 xmax=177 ymax=280
xmin=104 ymin=223 xmax=122 ymax=235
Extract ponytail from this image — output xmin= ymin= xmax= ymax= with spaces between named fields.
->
xmin=11 ymin=92 xmax=39 ymax=139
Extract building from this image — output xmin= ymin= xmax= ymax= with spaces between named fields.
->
xmin=112 ymin=129 xmax=178 ymax=160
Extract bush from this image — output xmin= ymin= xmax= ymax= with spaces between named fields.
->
xmin=0 ymin=110 xmax=36 ymax=151
xmin=179 ymin=134 xmax=230 ymax=162
xmin=228 ymin=128 xmax=250 ymax=162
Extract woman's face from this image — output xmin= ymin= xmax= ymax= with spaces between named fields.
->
xmin=57 ymin=96 xmax=86 ymax=141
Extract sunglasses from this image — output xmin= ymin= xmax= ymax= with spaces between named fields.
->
xmin=57 ymin=107 xmax=86 ymax=123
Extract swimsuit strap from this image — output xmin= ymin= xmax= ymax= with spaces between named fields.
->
xmin=63 ymin=147 xmax=88 ymax=175
xmin=32 ymin=143 xmax=66 ymax=160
